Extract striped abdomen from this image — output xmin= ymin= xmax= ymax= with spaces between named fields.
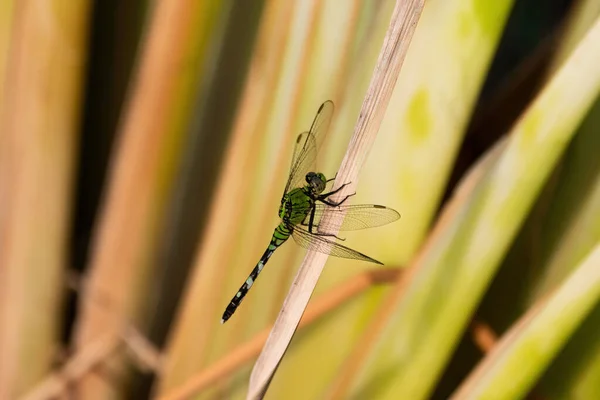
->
xmin=221 ymin=223 xmax=291 ymax=323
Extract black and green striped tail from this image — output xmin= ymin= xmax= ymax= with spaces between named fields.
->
xmin=221 ymin=224 xmax=290 ymax=323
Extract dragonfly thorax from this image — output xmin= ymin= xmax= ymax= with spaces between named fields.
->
xmin=305 ymin=171 xmax=326 ymax=195
xmin=278 ymin=187 xmax=315 ymax=226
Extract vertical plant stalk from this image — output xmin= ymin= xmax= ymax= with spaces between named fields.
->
xmin=0 ymin=2 xmax=91 ymax=398
xmin=155 ymin=1 xmax=297 ymax=394
xmin=246 ymin=1 xmax=424 ymax=399
xmin=72 ymin=0 xmax=216 ymax=397
xmin=0 ymin=0 xmax=14 ymax=123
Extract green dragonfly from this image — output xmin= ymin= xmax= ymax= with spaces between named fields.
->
xmin=221 ymin=100 xmax=400 ymax=323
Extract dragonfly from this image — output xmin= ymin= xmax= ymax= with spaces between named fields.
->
xmin=221 ymin=100 xmax=400 ymax=323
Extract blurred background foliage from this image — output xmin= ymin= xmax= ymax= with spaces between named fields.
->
xmin=1 ymin=0 xmax=600 ymax=399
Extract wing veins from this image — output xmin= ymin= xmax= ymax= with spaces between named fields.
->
xmin=310 ymin=204 xmax=400 ymax=231
xmin=283 ymin=101 xmax=334 ymax=194
xmin=291 ymin=226 xmax=382 ymax=264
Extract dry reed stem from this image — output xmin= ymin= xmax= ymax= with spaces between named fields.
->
xmin=122 ymin=326 xmax=163 ymax=374
xmin=0 ymin=2 xmax=91 ymax=397
xmin=449 ymin=294 xmax=552 ymax=399
xmin=72 ymin=0 xmax=200 ymax=395
xmin=246 ymin=1 xmax=424 ymax=398
xmin=156 ymin=3 xmax=296 ymax=391
xmin=468 ymin=320 xmax=548 ymax=400
xmin=21 ymin=272 xmax=164 ymax=400
xmin=18 ymin=328 xmax=162 ymax=400
xmin=160 ymin=269 xmax=400 ymax=400
xmin=470 ymin=320 xmax=499 ymax=354
xmin=19 ymin=329 xmax=162 ymax=400
xmin=19 ymin=336 xmax=121 ymax=400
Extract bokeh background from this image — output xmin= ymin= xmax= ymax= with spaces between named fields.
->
xmin=2 ymin=0 xmax=600 ymax=399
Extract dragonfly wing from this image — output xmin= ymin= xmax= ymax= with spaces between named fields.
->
xmin=310 ymin=204 xmax=400 ymax=231
xmin=291 ymin=226 xmax=382 ymax=264
xmin=307 ymin=100 xmax=334 ymax=149
xmin=284 ymin=131 xmax=316 ymax=195
xmin=283 ymin=101 xmax=334 ymax=194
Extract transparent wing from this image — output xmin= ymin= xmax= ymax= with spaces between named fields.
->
xmin=284 ymin=101 xmax=334 ymax=194
xmin=284 ymin=131 xmax=316 ymax=195
xmin=288 ymin=131 xmax=310 ymax=174
xmin=291 ymin=226 xmax=382 ymax=265
xmin=309 ymin=204 xmax=400 ymax=232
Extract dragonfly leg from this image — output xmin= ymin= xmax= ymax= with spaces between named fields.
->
xmin=318 ymin=181 xmax=350 ymax=198
xmin=302 ymin=218 xmax=322 ymax=234
xmin=319 ymin=192 xmax=356 ymax=207
xmin=300 ymin=209 xmax=316 ymax=232
xmin=308 ymin=205 xmax=317 ymax=233
xmin=302 ymin=206 xmax=345 ymax=240
xmin=301 ymin=220 xmax=321 ymax=234
xmin=326 ymin=173 xmax=337 ymax=183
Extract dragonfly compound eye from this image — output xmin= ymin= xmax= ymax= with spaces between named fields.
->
xmin=305 ymin=172 xmax=316 ymax=183
xmin=305 ymin=172 xmax=325 ymax=193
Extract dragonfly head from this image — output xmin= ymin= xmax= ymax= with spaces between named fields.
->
xmin=306 ymin=172 xmax=326 ymax=194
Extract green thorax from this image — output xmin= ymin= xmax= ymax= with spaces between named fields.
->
xmin=279 ymin=186 xmax=315 ymax=226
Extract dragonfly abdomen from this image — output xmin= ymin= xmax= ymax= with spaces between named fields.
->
xmin=272 ymin=223 xmax=291 ymax=245
xmin=221 ymin=223 xmax=291 ymax=323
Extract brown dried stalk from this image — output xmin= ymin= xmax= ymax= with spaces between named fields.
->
xmin=450 ymin=294 xmax=552 ymax=400
xmin=72 ymin=0 xmax=204 ymax=396
xmin=18 ymin=328 xmax=163 ymax=400
xmin=246 ymin=1 xmax=424 ymax=399
xmin=470 ymin=320 xmax=499 ymax=354
xmin=19 ymin=336 xmax=121 ymax=400
xmin=0 ymin=2 xmax=91 ymax=398
xmin=20 ymin=274 xmax=163 ymax=400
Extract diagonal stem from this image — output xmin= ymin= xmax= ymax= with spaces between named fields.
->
xmin=246 ymin=1 xmax=425 ymax=399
